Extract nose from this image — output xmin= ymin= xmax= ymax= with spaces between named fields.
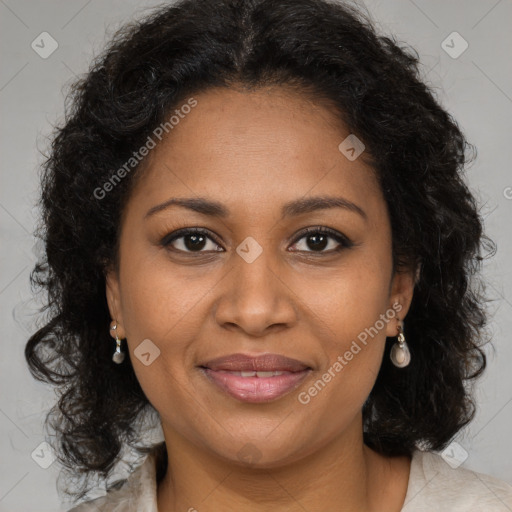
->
xmin=213 ymin=249 xmax=298 ymax=337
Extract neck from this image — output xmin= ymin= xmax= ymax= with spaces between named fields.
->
xmin=156 ymin=415 xmax=411 ymax=512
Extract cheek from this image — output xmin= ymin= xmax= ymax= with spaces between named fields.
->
xmin=117 ymin=247 xmax=221 ymax=392
xmin=302 ymin=250 xmax=392 ymax=340
xmin=297 ymin=251 xmax=392 ymax=406
xmin=119 ymin=246 xmax=208 ymax=343
xmin=117 ymin=258 xmax=202 ymax=417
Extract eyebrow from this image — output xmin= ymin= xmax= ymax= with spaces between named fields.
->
xmin=144 ymin=195 xmax=367 ymax=221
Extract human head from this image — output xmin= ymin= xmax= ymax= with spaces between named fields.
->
xmin=25 ymin=0 xmax=492 ymax=499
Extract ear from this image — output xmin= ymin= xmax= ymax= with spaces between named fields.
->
xmin=105 ymin=266 xmax=126 ymax=339
xmin=385 ymin=262 xmax=419 ymax=337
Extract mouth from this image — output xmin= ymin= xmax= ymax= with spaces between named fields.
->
xmin=198 ymin=353 xmax=312 ymax=403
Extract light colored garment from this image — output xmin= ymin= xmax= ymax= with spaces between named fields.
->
xmin=401 ymin=450 xmax=512 ymax=511
xmin=68 ymin=448 xmax=512 ymax=511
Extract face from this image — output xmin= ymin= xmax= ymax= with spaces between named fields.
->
xmin=106 ymin=86 xmax=415 ymax=467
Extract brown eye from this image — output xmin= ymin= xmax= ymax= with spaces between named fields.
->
xmin=162 ymin=228 xmax=223 ymax=253
xmin=289 ymin=227 xmax=353 ymax=253
xmin=304 ymin=232 xmax=329 ymax=251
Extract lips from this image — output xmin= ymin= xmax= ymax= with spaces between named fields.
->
xmin=198 ymin=353 xmax=312 ymax=403
xmin=200 ymin=353 xmax=310 ymax=372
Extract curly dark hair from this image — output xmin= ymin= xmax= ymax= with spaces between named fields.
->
xmin=25 ymin=0 xmax=495 ymax=502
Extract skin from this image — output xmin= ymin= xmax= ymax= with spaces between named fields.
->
xmin=106 ymin=85 xmax=416 ymax=512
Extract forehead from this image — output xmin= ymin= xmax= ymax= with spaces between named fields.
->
xmin=124 ymin=86 xmax=384 ymax=221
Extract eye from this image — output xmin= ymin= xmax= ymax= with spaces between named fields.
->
xmin=161 ymin=228 xmax=224 ymax=253
xmin=161 ymin=226 xmax=353 ymax=255
xmin=289 ymin=226 xmax=353 ymax=254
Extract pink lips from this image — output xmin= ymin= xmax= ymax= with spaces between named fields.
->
xmin=199 ymin=353 xmax=312 ymax=403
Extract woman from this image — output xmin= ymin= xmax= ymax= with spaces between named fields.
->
xmin=25 ymin=0 xmax=512 ymax=510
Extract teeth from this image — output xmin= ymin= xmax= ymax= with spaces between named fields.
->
xmin=224 ymin=370 xmax=288 ymax=377
xmin=255 ymin=371 xmax=280 ymax=377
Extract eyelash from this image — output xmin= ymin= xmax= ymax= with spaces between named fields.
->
xmin=160 ymin=226 xmax=353 ymax=255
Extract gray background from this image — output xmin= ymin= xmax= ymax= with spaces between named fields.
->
xmin=1 ymin=0 xmax=511 ymax=511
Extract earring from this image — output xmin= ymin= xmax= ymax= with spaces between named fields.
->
xmin=110 ymin=323 xmax=125 ymax=364
xmin=390 ymin=319 xmax=411 ymax=368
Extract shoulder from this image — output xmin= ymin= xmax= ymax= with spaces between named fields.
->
xmin=402 ymin=449 xmax=512 ymax=511
xmin=66 ymin=451 xmax=159 ymax=512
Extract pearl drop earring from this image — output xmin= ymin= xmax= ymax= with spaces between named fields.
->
xmin=110 ymin=323 xmax=125 ymax=364
xmin=390 ymin=319 xmax=411 ymax=368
